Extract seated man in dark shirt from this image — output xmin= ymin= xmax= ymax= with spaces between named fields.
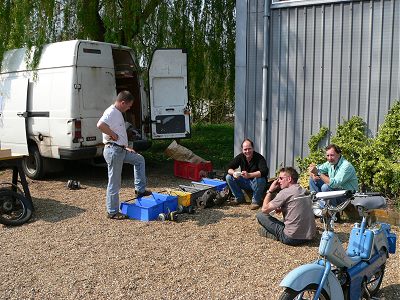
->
xmin=226 ymin=138 xmax=268 ymax=210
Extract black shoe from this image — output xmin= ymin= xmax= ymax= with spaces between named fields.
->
xmin=250 ymin=203 xmax=261 ymax=210
xmin=229 ymin=198 xmax=244 ymax=206
xmin=136 ymin=190 xmax=152 ymax=198
xmin=107 ymin=212 xmax=128 ymax=220
xmin=257 ymin=226 xmax=278 ymax=240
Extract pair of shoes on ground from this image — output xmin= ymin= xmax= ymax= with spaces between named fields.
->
xmin=257 ymin=226 xmax=278 ymax=241
xmin=135 ymin=190 xmax=152 ymax=198
xmin=229 ymin=198 xmax=244 ymax=206
xmin=107 ymin=212 xmax=128 ymax=220
xmin=230 ymin=198 xmax=260 ymax=210
xmin=250 ymin=203 xmax=260 ymax=210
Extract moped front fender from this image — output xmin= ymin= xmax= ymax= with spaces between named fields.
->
xmin=280 ymin=263 xmax=344 ymax=300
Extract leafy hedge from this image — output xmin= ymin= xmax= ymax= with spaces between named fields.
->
xmin=296 ymin=101 xmax=400 ymax=207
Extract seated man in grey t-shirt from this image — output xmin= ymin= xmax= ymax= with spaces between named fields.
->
xmin=256 ymin=167 xmax=316 ymax=246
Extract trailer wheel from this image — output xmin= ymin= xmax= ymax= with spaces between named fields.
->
xmin=22 ymin=145 xmax=45 ymax=179
xmin=0 ymin=188 xmax=33 ymax=226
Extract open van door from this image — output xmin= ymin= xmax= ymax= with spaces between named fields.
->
xmin=0 ymin=78 xmax=29 ymax=155
xmin=149 ymin=49 xmax=190 ymax=139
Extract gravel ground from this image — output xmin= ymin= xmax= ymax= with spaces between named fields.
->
xmin=0 ymin=162 xmax=399 ymax=299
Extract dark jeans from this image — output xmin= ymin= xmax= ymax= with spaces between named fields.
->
xmin=225 ymin=174 xmax=266 ymax=205
xmin=256 ymin=212 xmax=311 ymax=246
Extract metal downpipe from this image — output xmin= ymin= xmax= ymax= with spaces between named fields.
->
xmin=260 ymin=0 xmax=271 ymax=158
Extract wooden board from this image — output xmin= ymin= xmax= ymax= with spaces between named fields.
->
xmin=0 ymin=149 xmax=12 ymax=158
xmin=342 ymin=206 xmax=400 ymax=226
xmin=371 ymin=209 xmax=400 ymax=226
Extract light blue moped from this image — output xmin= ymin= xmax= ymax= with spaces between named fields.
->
xmin=278 ymin=190 xmax=397 ymax=300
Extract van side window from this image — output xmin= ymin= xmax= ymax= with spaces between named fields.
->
xmin=83 ymin=48 xmax=101 ymax=54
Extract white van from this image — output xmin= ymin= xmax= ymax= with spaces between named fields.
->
xmin=0 ymin=40 xmax=190 ymax=178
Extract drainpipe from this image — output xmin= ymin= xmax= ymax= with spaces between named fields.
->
xmin=260 ymin=0 xmax=271 ymax=158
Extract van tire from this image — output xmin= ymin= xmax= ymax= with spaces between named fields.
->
xmin=22 ymin=145 xmax=45 ymax=179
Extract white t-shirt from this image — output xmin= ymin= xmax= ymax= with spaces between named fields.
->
xmin=99 ymin=105 xmax=128 ymax=146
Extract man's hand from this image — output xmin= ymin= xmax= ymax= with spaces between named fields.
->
xmin=241 ymin=171 xmax=250 ymax=179
xmin=269 ymin=178 xmax=280 ymax=192
xmin=125 ymin=147 xmax=136 ymax=153
xmin=308 ymin=163 xmax=318 ymax=176
xmin=97 ymin=121 xmax=118 ymax=142
xmin=109 ymin=132 xmax=118 ymax=141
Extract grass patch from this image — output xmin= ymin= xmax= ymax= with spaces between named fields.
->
xmin=143 ymin=123 xmax=234 ymax=170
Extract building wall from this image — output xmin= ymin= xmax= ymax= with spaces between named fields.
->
xmin=235 ymin=0 xmax=400 ymax=177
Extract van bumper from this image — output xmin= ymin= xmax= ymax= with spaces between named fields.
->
xmin=58 ymin=140 xmax=152 ymax=160
xmin=58 ymin=147 xmax=99 ymax=160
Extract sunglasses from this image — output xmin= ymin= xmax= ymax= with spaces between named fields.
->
xmin=278 ymin=176 xmax=289 ymax=180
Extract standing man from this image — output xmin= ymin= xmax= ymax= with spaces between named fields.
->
xmin=226 ymin=138 xmax=268 ymax=210
xmin=308 ymin=144 xmax=358 ymax=193
xmin=97 ymin=91 xmax=151 ymax=220
xmin=256 ymin=167 xmax=316 ymax=245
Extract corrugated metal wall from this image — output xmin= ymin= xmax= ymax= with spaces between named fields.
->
xmin=235 ymin=0 xmax=400 ymax=177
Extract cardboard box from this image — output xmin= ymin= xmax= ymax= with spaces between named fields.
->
xmin=174 ymin=160 xmax=213 ymax=181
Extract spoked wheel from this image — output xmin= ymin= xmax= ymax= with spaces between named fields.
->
xmin=362 ymin=263 xmax=385 ymax=298
xmin=278 ymin=284 xmax=330 ymax=300
xmin=0 ymin=189 xmax=33 ymax=226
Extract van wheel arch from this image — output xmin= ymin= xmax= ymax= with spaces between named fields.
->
xmin=22 ymin=143 xmax=45 ymax=179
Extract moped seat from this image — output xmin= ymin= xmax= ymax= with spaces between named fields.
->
xmin=352 ymin=193 xmax=386 ymax=210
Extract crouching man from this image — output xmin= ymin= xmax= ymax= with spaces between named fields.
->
xmin=256 ymin=167 xmax=316 ymax=246
xmin=226 ymin=138 xmax=268 ymax=210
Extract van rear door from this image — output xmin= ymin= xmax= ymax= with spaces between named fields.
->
xmin=0 ymin=77 xmax=29 ymax=155
xmin=75 ymin=41 xmax=116 ymax=147
xmin=149 ymin=49 xmax=190 ymax=139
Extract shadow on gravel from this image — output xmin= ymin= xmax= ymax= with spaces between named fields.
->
xmin=30 ymin=197 xmax=86 ymax=223
xmin=38 ymin=163 xmax=107 ymax=188
xmin=38 ymin=159 xmax=176 ymax=189
xmin=378 ymin=284 xmax=400 ymax=300
xmin=178 ymin=205 xmax=254 ymax=226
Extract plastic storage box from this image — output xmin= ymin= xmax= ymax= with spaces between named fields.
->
xmin=169 ymin=190 xmax=192 ymax=207
xmin=198 ymin=178 xmax=227 ymax=191
xmin=153 ymin=192 xmax=178 ymax=212
xmin=120 ymin=198 xmax=163 ymax=221
xmin=120 ymin=193 xmax=178 ymax=221
xmin=174 ymin=160 xmax=213 ymax=181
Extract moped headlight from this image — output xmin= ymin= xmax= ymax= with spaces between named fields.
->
xmin=312 ymin=200 xmax=325 ymax=217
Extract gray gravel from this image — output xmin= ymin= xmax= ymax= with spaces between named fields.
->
xmin=0 ymin=163 xmax=399 ymax=299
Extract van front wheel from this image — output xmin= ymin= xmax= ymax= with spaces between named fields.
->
xmin=22 ymin=145 xmax=45 ymax=179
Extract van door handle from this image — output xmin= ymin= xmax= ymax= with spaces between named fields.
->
xmin=166 ymin=108 xmax=174 ymax=111
xmin=17 ymin=112 xmax=28 ymax=118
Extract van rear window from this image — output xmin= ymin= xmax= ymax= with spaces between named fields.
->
xmin=83 ymin=48 xmax=101 ymax=54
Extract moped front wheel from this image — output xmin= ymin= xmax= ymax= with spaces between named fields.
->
xmin=0 ymin=189 xmax=33 ymax=226
xmin=279 ymin=284 xmax=330 ymax=300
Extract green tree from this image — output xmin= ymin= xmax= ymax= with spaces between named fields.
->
xmin=0 ymin=0 xmax=236 ymax=123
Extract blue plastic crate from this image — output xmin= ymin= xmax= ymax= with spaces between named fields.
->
xmin=120 ymin=198 xmax=164 ymax=221
xmin=198 ymin=178 xmax=227 ymax=191
xmin=120 ymin=193 xmax=178 ymax=221
xmin=152 ymin=192 xmax=178 ymax=213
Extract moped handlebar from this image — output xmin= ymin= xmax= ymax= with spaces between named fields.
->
xmin=312 ymin=190 xmax=354 ymax=218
